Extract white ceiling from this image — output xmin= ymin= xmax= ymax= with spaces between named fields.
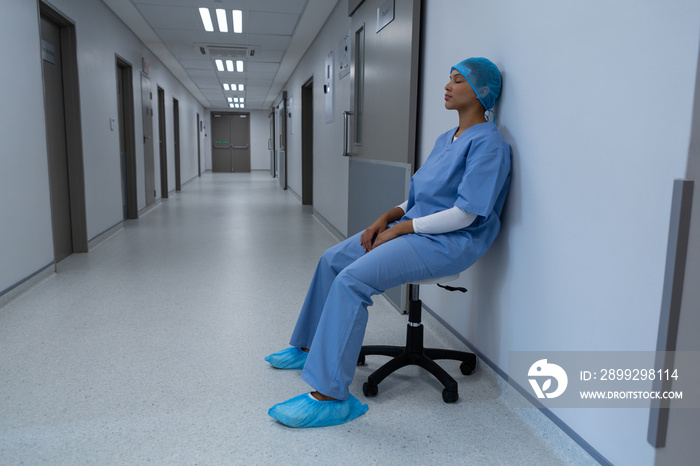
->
xmin=102 ymin=0 xmax=337 ymax=110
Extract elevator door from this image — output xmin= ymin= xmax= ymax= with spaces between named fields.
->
xmin=211 ymin=112 xmax=251 ymax=172
xmin=41 ymin=16 xmax=72 ymax=263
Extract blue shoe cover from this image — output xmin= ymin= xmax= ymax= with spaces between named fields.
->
xmin=265 ymin=347 xmax=308 ymax=369
xmin=268 ymin=393 xmax=369 ymax=428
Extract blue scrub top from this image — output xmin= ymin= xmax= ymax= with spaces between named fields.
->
xmin=402 ymin=122 xmax=512 ymax=270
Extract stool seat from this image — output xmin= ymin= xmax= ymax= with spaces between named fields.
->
xmin=410 ymin=273 xmax=460 ymax=286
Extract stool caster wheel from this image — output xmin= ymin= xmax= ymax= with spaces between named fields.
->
xmin=363 ymin=382 xmax=378 ymax=397
xmin=442 ymin=389 xmax=458 ymax=403
xmin=357 ymin=354 xmax=366 ymax=366
xmin=460 ymin=358 xmax=478 ymax=375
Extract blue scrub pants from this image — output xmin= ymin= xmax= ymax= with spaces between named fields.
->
xmin=289 ymin=230 xmax=464 ymax=401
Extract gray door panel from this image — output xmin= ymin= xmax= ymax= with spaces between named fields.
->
xmin=141 ymin=73 xmax=155 ymax=205
xmin=347 ymin=0 xmax=422 ymax=312
xmin=232 ymin=114 xmax=250 ymax=173
xmin=211 ymin=113 xmax=232 ymax=172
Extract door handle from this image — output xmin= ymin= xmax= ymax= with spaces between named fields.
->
xmin=232 ymin=145 xmax=250 ymax=149
xmin=143 ymin=135 xmax=151 ymax=144
xmin=343 ymin=111 xmax=353 ymax=156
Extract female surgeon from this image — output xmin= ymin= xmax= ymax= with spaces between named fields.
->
xmin=266 ymin=57 xmax=511 ymax=428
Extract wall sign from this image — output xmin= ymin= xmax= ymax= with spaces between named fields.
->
xmin=41 ymin=40 xmax=56 ymax=64
xmin=376 ymin=0 xmax=395 ymax=33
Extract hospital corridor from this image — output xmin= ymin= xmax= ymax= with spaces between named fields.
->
xmin=2 ymin=0 xmax=700 ymax=464
xmin=0 ymin=172 xmax=595 ymax=464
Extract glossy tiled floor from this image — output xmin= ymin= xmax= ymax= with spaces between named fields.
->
xmin=0 ymin=173 xmax=597 ymax=465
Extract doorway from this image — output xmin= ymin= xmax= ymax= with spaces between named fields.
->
xmin=173 ymin=98 xmax=181 ymax=191
xmin=39 ymin=4 xmax=87 ymax=263
xmin=157 ymin=87 xmax=168 ymax=198
xmin=116 ymin=57 xmax=137 ymax=219
xmin=211 ymin=112 xmax=251 ymax=172
xmin=197 ymin=113 xmax=202 ymax=176
xmin=268 ymin=110 xmax=276 ymax=178
xmin=274 ymin=94 xmax=287 ymax=188
xmin=301 ymin=78 xmax=314 ymax=205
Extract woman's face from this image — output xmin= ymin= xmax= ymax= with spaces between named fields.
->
xmin=444 ymin=70 xmax=479 ymax=111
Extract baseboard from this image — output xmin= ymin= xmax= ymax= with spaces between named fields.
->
xmin=312 ymin=209 xmax=346 ymax=243
xmin=88 ymin=221 xmax=124 ymax=251
xmin=422 ymin=303 xmax=612 ymax=466
xmin=0 ymin=263 xmax=55 ymax=310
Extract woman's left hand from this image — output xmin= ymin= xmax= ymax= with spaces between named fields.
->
xmin=370 ymin=220 xmax=414 ymax=250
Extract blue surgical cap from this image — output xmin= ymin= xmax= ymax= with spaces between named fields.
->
xmin=451 ymin=58 xmax=502 ymax=111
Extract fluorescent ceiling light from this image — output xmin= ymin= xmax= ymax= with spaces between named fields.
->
xmin=228 ymin=97 xmax=233 ymax=102
xmin=240 ymin=98 xmax=244 ymax=102
xmin=215 ymin=60 xmax=224 ymax=72
xmin=232 ymin=10 xmax=242 ymax=33
xmin=235 ymin=104 xmax=240 ymax=108
xmin=226 ymin=60 xmax=234 ymax=72
xmin=239 ymin=84 xmax=244 ymax=91
xmin=236 ymin=60 xmax=244 ymax=72
xmin=216 ymin=9 xmax=228 ymax=32
xmin=233 ymin=97 xmax=239 ymax=103
xmin=240 ymin=104 xmax=245 ymax=108
xmin=199 ymin=8 xmax=214 ymax=32
xmin=229 ymin=103 xmax=234 ymax=108
xmin=230 ymin=84 xmax=237 ymax=91
xmin=223 ymin=83 xmax=229 ymax=90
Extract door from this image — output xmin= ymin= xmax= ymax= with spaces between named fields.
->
xmin=173 ymin=98 xmax=181 ymax=191
xmin=157 ymin=87 xmax=168 ymax=198
xmin=231 ymin=114 xmax=251 ymax=172
xmin=268 ymin=110 xmax=276 ymax=178
xmin=211 ymin=112 xmax=251 ymax=172
xmin=347 ymin=0 xmax=422 ymax=311
xmin=197 ymin=113 xmax=202 ymax=176
xmin=275 ymin=95 xmax=287 ymax=188
xmin=141 ymin=73 xmax=155 ymax=205
xmin=301 ymin=78 xmax=314 ymax=205
xmin=40 ymin=15 xmax=72 ymax=262
xmin=117 ymin=58 xmax=137 ymax=219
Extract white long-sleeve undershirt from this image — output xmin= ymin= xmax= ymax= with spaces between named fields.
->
xmin=396 ymin=201 xmax=477 ymax=234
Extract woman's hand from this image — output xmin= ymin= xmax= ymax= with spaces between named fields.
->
xmin=360 ymin=218 xmax=388 ymax=252
xmin=363 ymin=220 xmax=414 ymax=251
xmin=360 ymin=206 xmax=410 ymax=252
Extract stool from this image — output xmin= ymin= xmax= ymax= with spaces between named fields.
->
xmin=358 ymin=274 xmax=477 ymax=403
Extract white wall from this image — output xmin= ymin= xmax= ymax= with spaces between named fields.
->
xmin=418 ymin=1 xmax=700 ymax=465
xmin=249 ymin=109 xmax=271 ymax=171
xmin=0 ymin=0 xmax=55 ymax=293
xmin=279 ymin=0 xmax=351 ymax=234
xmin=0 ymin=0 xmax=207 ymax=296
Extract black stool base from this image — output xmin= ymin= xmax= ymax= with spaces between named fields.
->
xmin=358 ymin=290 xmax=477 ymax=403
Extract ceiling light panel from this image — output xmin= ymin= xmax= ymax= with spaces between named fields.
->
xmin=199 ymin=8 xmax=214 ymax=32
xmin=215 ymin=9 xmax=228 ymax=33
xmin=232 ymin=10 xmax=242 ymax=33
